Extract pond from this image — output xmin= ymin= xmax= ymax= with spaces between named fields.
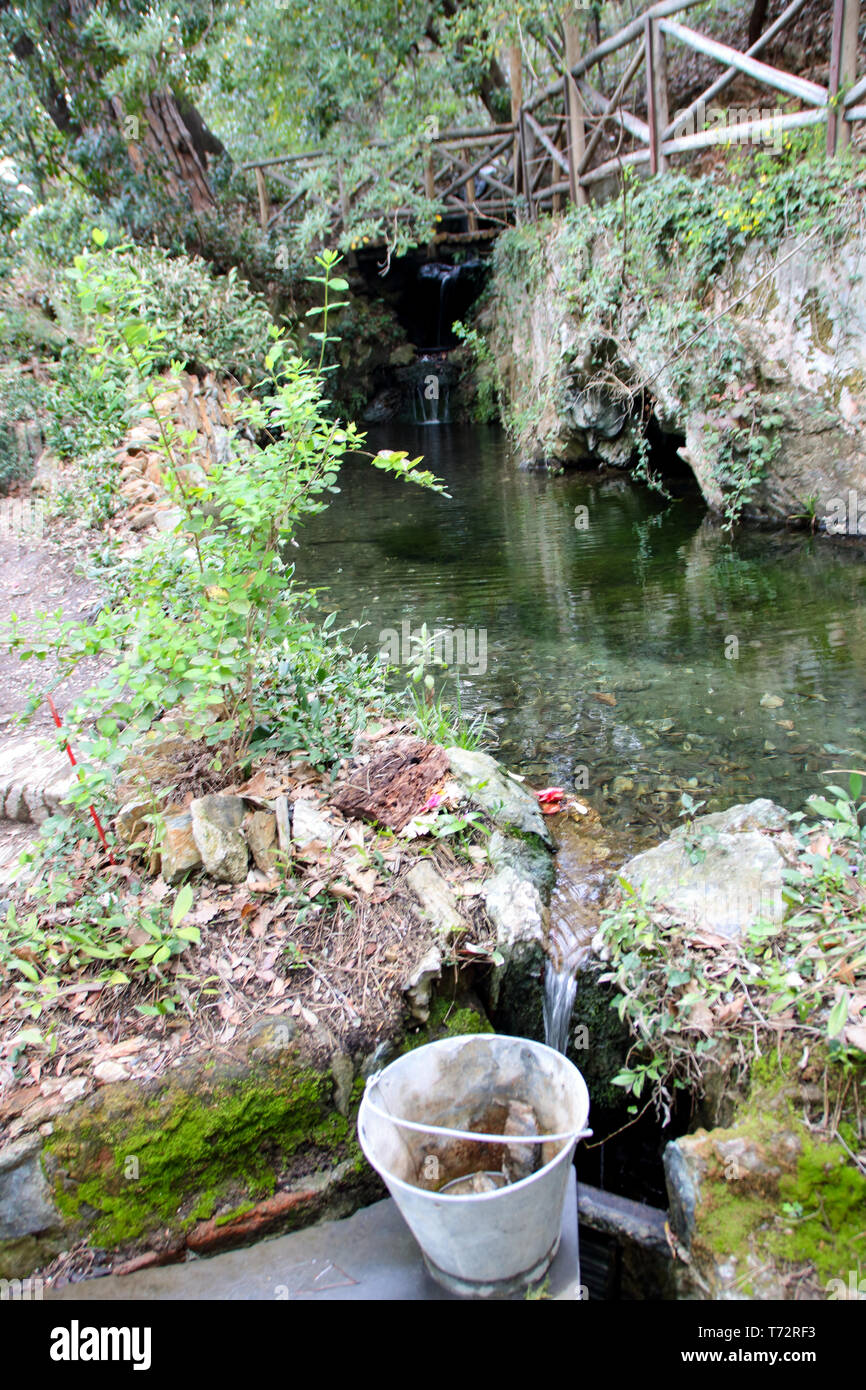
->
xmin=293 ymin=422 xmax=866 ymax=841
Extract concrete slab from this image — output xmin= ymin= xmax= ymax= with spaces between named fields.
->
xmin=49 ymin=1172 xmax=583 ymax=1302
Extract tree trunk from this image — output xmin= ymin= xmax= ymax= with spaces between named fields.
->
xmin=112 ymin=91 xmax=222 ymax=213
xmin=1 ymin=0 xmax=226 ymax=213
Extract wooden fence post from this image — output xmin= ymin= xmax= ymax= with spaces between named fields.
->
xmin=646 ymin=16 xmax=670 ymax=175
xmin=828 ymin=0 xmax=861 ymax=154
xmin=564 ymin=19 xmax=588 ymax=206
xmin=465 ymin=174 xmax=479 ymax=233
xmin=424 ymin=151 xmax=437 ymax=257
xmin=253 ymin=167 xmax=270 ymax=230
xmin=509 ymin=44 xmax=523 ymax=195
xmin=519 ymin=110 xmax=536 ymax=221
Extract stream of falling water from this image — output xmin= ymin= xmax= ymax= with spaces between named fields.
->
xmin=542 ymin=816 xmax=636 ymax=1054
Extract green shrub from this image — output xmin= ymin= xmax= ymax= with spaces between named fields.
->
xmin=86 ymin=242 xmax=275 ymax=376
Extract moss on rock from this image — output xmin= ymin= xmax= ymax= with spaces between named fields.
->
xmin=42 ymin=1044 xmax=357 ymax=1249
xmin=670 ymin=1051 xmax=866 ymax=1297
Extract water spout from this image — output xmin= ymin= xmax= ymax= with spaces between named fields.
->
xmin=543 ymin=957 xmax=578 ymax=1056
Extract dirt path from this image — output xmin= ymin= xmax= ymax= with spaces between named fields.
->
xmin=0 ymin=508 xmax=105 ymax=739
xmin=0 ymin=496 xmax=109 ymax=879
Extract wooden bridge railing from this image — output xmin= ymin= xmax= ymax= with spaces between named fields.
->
xmin=244 ymin=0 xmax=864 ymax=244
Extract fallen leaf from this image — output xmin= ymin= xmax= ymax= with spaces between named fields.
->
xmin=690 ymin=931 xmax=731 ymax=950
xmin=249 ymin=908 xmax=274 ymax=938
xmin=843 ymin=1024 xmax=866 ymax=1052
xmin=100 ymin=1037 xmax=147 ymax=1059
xmin=685 ymin=1000 xmax=715 ymax=1033
xmin=94 ymin=1060 xmax=129 ymax=1084
xmin=328 ymin=881 xmax=358 ymax=901
xmin=593 ymin=692 xmax=617 ymax=707
xmin=714 ymin=995 xmax=746 ymax=1026
xmin=346 ymin=866 xmax=377 ymax=895
xmin=192 ymin=899 xmax=223 ymax=925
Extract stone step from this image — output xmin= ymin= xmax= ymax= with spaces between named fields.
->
xmin=47 ymin=1173 xmax=583 ymax=1302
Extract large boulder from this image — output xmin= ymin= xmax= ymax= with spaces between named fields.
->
xmin=612 ymin=799 xmax=791 ymax=942
xmin=663 ymin=1056 xmax=866 ymax=1301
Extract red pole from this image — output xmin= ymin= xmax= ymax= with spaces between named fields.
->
xmin=46 ymin=695 xmax=115 ymax=863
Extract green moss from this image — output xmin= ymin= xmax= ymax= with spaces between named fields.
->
xmin=403 ymin=995 xmax=493 ymax=1051
xmin=692 ymin=1053 xmax=866 ymax=1287
xmin=215 ymin=1199 xmax=256 ymax=1227
xmin=772 ymin=1137 xmax=866 ymax=1283
xmin=44 ymin=1052 xmax=354 ymax=1248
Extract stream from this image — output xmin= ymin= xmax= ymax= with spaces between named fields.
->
xmin=293 ymin=421 xmax=866 ymax=1054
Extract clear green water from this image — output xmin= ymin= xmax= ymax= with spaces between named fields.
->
xmin=292 ymin=423 xmax=866 ymax=838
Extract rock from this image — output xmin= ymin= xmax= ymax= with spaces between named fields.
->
xmin=670 ymin=797 xmax=788 ymax=838
xmin=189 ymin=795 xmax=248 ymax=883
xmin=445 ymin=1172 xmax=503 ymax=1194
xmin=330 ymin=1052 xmax=355 ymax=1118
xmin=0 ymin=1135 xmax=60 ymax=1240
xmin=663 ymin=1137 xmax=702 ymax=1254
xmin=247 ymin=868 xmax=280 ymax=893
xmin=128 ymin=506 xmax=157 ymax=531
xmin=445 ymin=747 xmax=552 ymax=844
xmin=502 ymin=1100 xmax=541 ymax=1184
xmin=291 ymin=797 xmax=341 ymax=850
xmin=487 ymin=829 xmax=556 ymax=900
xmin=29 ymin=450 xmax=61 ymax=494
xmin=663 ymin=1110 xmax=813 ymax=1301
xmin=406 ymin=861 xmax=467 ymax=937
xmin=115 ymin=798 xmax=151 ymax=846
xmin=0 ymin=736 xmax=75 ymax=825
xmin=482 ymin=866 xmax=547 ymax=1018
xmin=94 ymin=1060 xmax=129 ymax=1084
xmin=246 ymin=810 xmax=278 ymax=874
xmin=483 ymin=866 xmax=546 ymax=955
xmin=153 ymin=506 xmax=185 ymax=533
xmin=403 ymin=945 xmax=443 ymax=1022
xmin=275 ymin=796 xmax=291 ymax=852
xmin=160 ymin=812 xmax=202 ymax=884
xmin=0 ymin=1026 xmax=381 ymax=1279
xmin=615 ymin=800 xmax=789 ymax=942
xmin=487 ymin=218 xmax=866 ymax=525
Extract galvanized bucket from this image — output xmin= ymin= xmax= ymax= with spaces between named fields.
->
xmin=358 ymin=1033 xmax=591 ymax=1297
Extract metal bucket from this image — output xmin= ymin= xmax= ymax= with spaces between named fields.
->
xmin=358 ymin=1033 xmax=590 ymax=1297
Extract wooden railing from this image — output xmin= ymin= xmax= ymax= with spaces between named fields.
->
xmin=244 ymin=0 xmax=864 ymax=243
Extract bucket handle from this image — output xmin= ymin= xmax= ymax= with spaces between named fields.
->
xmin=363 ymin=1073 xmax=592 ymax=1146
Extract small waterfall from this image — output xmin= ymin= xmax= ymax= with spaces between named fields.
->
xmin=542 ymin=815 xmax=615 ymax=1054
xmin=412 ymin=352 xmax=451 ymax=425
xmin=413 ymin=379 xmax=450 ymax=424
xmin=543 ymin=954 xmax=578 ymax=1055
xmin=418 ymin=261 xmax=462 ymax=348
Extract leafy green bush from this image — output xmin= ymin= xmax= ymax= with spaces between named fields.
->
xmin=12 ymin=239 xmax=444 ymax=803
xmin=14 ymin=189 xmax=122 ymax=263
xmin=598 ymin=776 xmax=866 ymax=1116
xmin=85 ymin=241 xmax=275 ymax=377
